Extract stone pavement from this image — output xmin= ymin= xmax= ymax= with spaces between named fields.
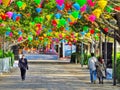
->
xmin=0 ymin=62 xmax=120 ymax=90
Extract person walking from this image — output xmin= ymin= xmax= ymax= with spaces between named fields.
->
xmin=88 ymin=53 xmax=98 ymax=84
xmin=18 ymin=54 xmax=28 ymax=81
xmin=96 ymin=56 xmax=106 ymax=84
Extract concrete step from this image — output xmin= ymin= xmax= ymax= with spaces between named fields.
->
xmin=28 ymin=59 xmax=71 ymax=64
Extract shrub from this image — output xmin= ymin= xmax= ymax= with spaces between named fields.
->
xmin=70 ymin=52 xmax=80 ymax=63
xmin=70 ymin=52 xmax=91 ymax=65
xmin=0 ymin=49 xmax=3 ymax=58
xmin=83 ymin=53 xmax=91 ymax=65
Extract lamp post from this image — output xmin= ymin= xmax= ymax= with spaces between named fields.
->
xmin=109 ymin=18 xmax=117 ymax=86
xmin=104 ymin=34 xmax=107 ymax=65
xmin=81 ymin=42 xmax=84 ymax=67
xmin=113 ymin=29 xmax=117 ymax=86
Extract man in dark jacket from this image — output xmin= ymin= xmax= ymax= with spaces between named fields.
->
xmin=18 ymin=54 xmax=28 ymax=81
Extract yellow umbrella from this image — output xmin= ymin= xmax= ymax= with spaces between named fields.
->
xmin=46 ymin=15 xmax=51 ymax=21
xmin=98 ymin=0 xmax=108 ymax=10
xmin=75 ymin=33 xmax=79 ymax=37
xmin=62 ymin=33 xmax=65 ymax=37
xmin=92 ymin=8 xmax=102 ymax=18
xmin=2 ymin=0 xmax=11 ymax=7
xmin=69 ymin=15 xmax=77 ymax=22
xmin=43 ymin=34 xmax=47 ymax=37
xmin=86 ymin=33 xmax=91 ymax=37
xmin=21 ymin=3 xmax=26 ymax=10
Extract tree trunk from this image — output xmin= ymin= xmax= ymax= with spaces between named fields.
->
xmin=4 ymin=38 xmax=28 ymax=51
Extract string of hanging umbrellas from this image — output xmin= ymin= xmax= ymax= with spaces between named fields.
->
xmin=0 ymin=0 xmax=119 ymax=45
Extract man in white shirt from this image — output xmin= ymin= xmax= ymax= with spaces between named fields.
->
xmin=88 ymin=53 xmax=98 ymax=84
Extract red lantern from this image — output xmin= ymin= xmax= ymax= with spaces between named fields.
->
xmin=60 ymin=27 xmax=64 ymax=30
xmin=52 ymin=20 xmax=57 ymax=26
xmin=52 ymin=27 xmax=56 ymax=31
xmin=1 ymin=14 xmax=7 ymax=20
xmin=11 ymin=26 xmax=16 ymax=30
xmin=26 ymin=13 xmax=31 ymax=17
xmin=69 ymin=22 xmax=74 ymax=26
xmin=66 ymin=36 xmax=69 ymax=39
xmin=97 ymin=33 xmax=101 ymax=37
xmin=48 ymin=36 xmax=52 ymax=40
xmin=16 ymin=16 xmax=20 ymax=21
xmin=36 ymin=23 xmax=41 ymax=29
xmin=90 ymin=29 xmax=94 ymax=34
xmin=68 ymin=42 xmax=72 ymax=46
xmin=65 ymin=2 xmax=72 ymax=11
xmin=104 ymin=28 xmax=108 ymax=32
xmin=114 ymin=6 xmax=120 ymax=11
xmin=39 ymin=37 xmax=43 ymax=40
xmin=37 ymin=4 xmax=42 ymax=8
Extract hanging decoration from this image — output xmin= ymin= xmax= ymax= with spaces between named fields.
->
xmin=97 ymin=0 xmax=108 ymax=10
xmin=87 ymin=0 xmax=96 ymax=7
xmin=92 ymin=8 xmax=102 ymax=18
xmin=0 ymin=0 xmax=2 ymax=4
xmin=56 ymin=0 xmax=64 ymax=6
xmin=2 ymin=0 xmax=11 ymax=7
xmin=6 ymin=12 xmax=13 ymax=19
xmin=104 ymin=27 xmax=108 ymax=32
xmin=106 ymin=5 xmax=113 ymax=13
xmin=36 ymin=8 xmax=42 ymax=13
xmin=80 ymin=5 xmax=87 ymax=12
xmin=88 ymin=14 xmax=96 ymax=22
xmin=76 ymin=0 xmax=87 ymax=7
xmin=90 ymin=29 xmax=94 ymax=34
xmin=0 ymin=0 xmax=113 ymax=46
xmin=34 ymin=0 xmax=41 ymax=5
xmin=73 ymin=3 xmax=80 ymax=10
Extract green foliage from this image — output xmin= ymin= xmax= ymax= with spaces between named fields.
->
xmin=83 ymin=53 xmax=91 ymax=65
xmin=70 ymin=52 xmax=91 ymax=65
xmin=0 ymin=49 xmax=3 ymax=58
xmin=116 ymin=53 xmax=120 ymax=83
xmin=117 ymin=52 xmax=120 ymax=59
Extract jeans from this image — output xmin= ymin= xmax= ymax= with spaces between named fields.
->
xmin=89 ymin=69 xmax=97 ymax=83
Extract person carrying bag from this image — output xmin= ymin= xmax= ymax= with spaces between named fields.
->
xmin=96 ymin=56 xmax=106 ymax=84
xmin=18 ymin=54 xmax=28 ymax=81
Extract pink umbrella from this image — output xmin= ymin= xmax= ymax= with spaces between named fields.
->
xmin=87 ymin=0 xmax=95 ymax=7
xmin=89 ymin=14 xmax=96 ymax=22
xmin=80 ymin=5 xmax=87 ymax=12
xmin=56 ymin=0 xmax=64 ymax=6
xmin=0 ymin=0 xmax=2 ymax=4
xmin=6 ymin=11 xmax=13 ymax=19
xmin=9 ymin=32 xmax=13 ymax=37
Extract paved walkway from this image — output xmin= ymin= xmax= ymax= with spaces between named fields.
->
xmin=0 ymin=62 xmax=120 ymax=90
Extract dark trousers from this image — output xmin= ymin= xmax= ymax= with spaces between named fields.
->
xmin=98 ymin=77 xmax=104 ymax=84
xmin=20 ymin=68 xmax=26 ymax=80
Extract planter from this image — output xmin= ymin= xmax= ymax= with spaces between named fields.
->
xmin=0 ymin=57 xmax=11 ymax=72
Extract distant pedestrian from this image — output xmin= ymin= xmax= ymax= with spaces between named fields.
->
xmin=18 ymin=54 xmax=28 ymax=81
xmin=96 ymin=56 xmax=106 ymax=84
xmin=88 ymin=53 xmax=98 ymax=84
